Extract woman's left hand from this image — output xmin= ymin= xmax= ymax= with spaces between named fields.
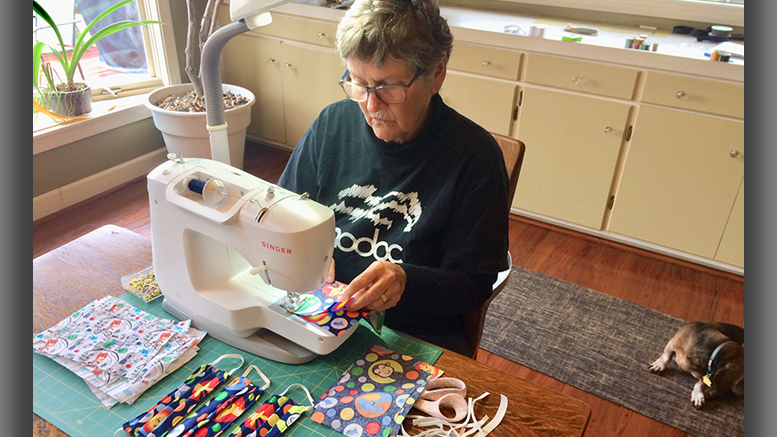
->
xmin=337 ymin=261 xmax=406 ymax=312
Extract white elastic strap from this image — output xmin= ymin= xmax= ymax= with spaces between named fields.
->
xmin=210 ymin=353 xmax=244 ymax=374
xmin=280 ymin=383 xmax=316 ymax=411
xmin=401 ymin=392 xmax=506 ymax=437
xmin=114 ymin=428 xmax=127 ymax=437
xmin=242 ymin=364 xmax=272 ymax=390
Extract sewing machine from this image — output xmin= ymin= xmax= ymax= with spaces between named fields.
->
xmin=147 ymin=155 xmax=358 ymax=364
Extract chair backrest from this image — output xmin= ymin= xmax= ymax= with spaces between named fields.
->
xmin=463 ymin=133 xmax=525 ymax=358
xmin=491 ymin=132 xmax=525 ymax=206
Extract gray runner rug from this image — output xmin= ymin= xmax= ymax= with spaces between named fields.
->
xmin=481 ymin=265 xmax=744 ymax=437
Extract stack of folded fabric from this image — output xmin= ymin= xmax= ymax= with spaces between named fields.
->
xmin=32 ymin=295 xmax=206 ymax=408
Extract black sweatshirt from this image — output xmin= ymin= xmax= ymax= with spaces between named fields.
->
xmin=278 ymin=94 xmax=509 ymax=340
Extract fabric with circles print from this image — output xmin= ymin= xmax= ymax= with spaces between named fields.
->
xmin=311 ymin=344 xmax=441 ymax=437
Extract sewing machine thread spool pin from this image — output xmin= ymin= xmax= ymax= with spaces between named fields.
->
xmin=186 ymin=176 xmax=228 ymax=207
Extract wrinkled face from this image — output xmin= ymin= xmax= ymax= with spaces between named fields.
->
xmin=345 ymin=57 xmax=446 ymax=144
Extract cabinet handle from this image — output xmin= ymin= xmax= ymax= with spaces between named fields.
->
xmin=572 ymin=75 xmax=585 ymax=85
xmin=267 ymin=58 xmax=276 ymax=64
xmin=730 ymin=150 xmax=740 ymax=158
xmin=604 ymin=126 xmax=613 ymax=134
xmin=676 ymin=90 xmax=686 ymax=99
xmin=318 ymin=32 xmax=326 ymax=39
xmin=482 ymin=61 xmax=491 ymax=67
xmin=284 ymin=63 xmax=292 ymax=69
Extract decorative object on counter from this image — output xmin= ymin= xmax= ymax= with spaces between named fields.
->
xmin=710 ymin=25 xmax=733 ymax=39
xmin=563 ymin=23 xmax=598 ymax=36
xmin=502 ymin=24 xmax=526 ymax=35
xmin=529 ymin=24 xmax=546 ymax=38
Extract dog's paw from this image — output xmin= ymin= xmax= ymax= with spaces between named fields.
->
xmin=692 ymin=383 xmax=706 ymax=409
xmin=648 ymin=358 xmax=666 ymax=374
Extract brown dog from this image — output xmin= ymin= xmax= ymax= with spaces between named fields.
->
xmin=649 ymin=321 xmax=744 ymax=409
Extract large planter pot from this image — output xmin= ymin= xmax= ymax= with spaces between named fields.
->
xmin=145 ymin=83 xmax=255 ymax=169
xmin=47 ymin=85 xmax=92 ymax=117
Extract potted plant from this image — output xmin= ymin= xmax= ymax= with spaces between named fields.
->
xmin=33 ymin=0 xmax=162 ymax=117
xmin=144 ymin=0 xmax=255 ymax=169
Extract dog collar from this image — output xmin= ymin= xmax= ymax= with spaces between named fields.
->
xmin=703 ymin=341 xmax=732 ymax=387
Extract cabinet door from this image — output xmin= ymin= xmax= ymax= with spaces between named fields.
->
xmin=513 ymin=88 xmax=631 ymax=229
xmin=608 ymin=106 xmax=744 ymax=259
xmin=223 ymin=35 xmax=286 ymax=144
xmin=715 ymin=180 xmax=744 ymax=268
xmin=440 ymin=74 xmax=517 ymax=136
xmin=279 ymin=43 xmax=345 ymax=147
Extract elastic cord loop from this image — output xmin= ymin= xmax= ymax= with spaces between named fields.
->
xmin=242 ymin=364 xmax=272 ymax=390
xmin=280 ymin=383 xmax=316 ymax=411
xmin=210 ymin=353 xmax=245 ymax=374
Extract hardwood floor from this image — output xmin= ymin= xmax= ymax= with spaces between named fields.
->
xmin=32 ymin=141 xmax=744 ymax=437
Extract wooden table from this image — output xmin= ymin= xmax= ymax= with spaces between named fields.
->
xmin=33 ymin=225 xmax=590 ymax=437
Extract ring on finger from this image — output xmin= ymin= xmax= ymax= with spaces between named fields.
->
xmin=380 ymin=294 xmax=388 ymax=304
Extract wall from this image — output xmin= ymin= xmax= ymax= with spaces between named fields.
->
xmin=33 ymin=119 xmax=164 ymax=198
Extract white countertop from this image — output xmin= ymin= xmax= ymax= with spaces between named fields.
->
xmin=275 ymin=3 xmax=744 ymax=83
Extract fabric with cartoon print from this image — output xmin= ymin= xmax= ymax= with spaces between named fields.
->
xmin=229 ymin=394 xmax=307 ymax=437
xmin=311 ymin=344 xmax=441 ymax=437
xmin=283 ymin=282 xmax=381 ymax=336
xmin=121 ymin=362 xmax=231 ymax=437
xmin=33 ymin=296 xmax=190 ymax=382
xmin=165 ymin=373 xmax=265 ymax=437
xmin=66 ymin=327 xmax=205 ymax=408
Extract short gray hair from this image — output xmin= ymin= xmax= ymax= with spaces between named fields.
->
xmin=336 ymin=0 xmax=453 ymax=77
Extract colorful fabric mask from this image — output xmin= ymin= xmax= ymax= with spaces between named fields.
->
xmin=283 ymin=282 xmax=381 ymax=336
xmin=165 ymin=365 xmax=271 ymax=437
xmin=117 ymin=354 xmax=243 ymax=437
xmin=230 ymin=383 xmax=316 ymax=437
xmin=311 ymin=344 xmax=440 ymax=437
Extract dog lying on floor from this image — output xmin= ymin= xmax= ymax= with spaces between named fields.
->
xmin=649 ymin=321 xmax=744 ymax=409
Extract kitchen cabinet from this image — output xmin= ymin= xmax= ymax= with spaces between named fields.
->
xmin=607 ymin=106 xmax=744 ymax=260
xmin=222 ymin=25 xmax=344 ymax=147
xmin=715 ymin=181 xmax=744 ymax=267
xmin=440 ymin=43 xmax=521 ymax=136
xmin=513 ymin=87 xmax=632 ymax=228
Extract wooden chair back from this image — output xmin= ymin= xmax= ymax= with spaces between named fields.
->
xmin=463 ymin=133 xmax=525 ymax=358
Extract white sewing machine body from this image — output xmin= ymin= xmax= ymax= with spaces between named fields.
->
xmin=147 ymin=156 xmax=357 ymax=363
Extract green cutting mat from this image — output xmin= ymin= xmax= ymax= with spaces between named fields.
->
xmin=33 ymin=293 xmax=442 ymax=437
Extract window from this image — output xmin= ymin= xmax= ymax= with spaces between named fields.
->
xmin=33 ymin=0 xmax=179 ymax=130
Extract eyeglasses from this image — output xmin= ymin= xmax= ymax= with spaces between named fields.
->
xmin=338 ymin=69 xmax=425 ymax=104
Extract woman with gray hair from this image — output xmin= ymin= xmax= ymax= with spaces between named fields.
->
xmin=278 ymin=0 xmax=509 ymax=355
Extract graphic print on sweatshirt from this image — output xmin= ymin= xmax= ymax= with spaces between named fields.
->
xmin=329 ymin=184 xmax=422 ymax=264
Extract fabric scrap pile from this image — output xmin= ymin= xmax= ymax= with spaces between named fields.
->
xmin=32 ymin=295 xmax=206 ymax=408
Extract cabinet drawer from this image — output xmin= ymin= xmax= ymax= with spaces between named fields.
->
xmin=448 ymin=43 xmax=521 ymax=80
xmin=641 ymin=72 xmax=743 ymax=119
xmin=524 ymin=54 xmax=638 ymax=99
xmin=252 ymin=13 xmax=338 ymax=48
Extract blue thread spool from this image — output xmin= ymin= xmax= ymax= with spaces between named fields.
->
xmin=187 ymin=178 xmax=207 ymax=195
